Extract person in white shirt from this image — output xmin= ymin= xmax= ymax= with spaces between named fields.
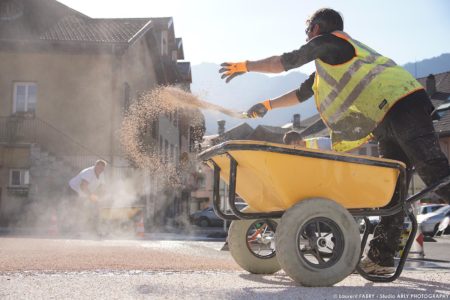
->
xmin=69 ymin=160 xmax=106 ymax=201
xmin=66 ymin=160 xmax=106 ymax=236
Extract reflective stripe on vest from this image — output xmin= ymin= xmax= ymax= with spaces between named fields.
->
xmin=313 ymin=31 xmax=424 ymax=152
xmin=316 ymin=56 xmax=396 ymax=117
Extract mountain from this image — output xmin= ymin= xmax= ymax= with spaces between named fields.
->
xmin=190 ymin=63 xmax=315 ymax=134
xmin=404 ymin=53 xmax=450 ymax=78
xmin=192 ymin=54 xmax=450 ymax=134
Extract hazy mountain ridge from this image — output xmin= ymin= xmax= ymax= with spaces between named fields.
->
xmin=192 ymin=54 xmax=450 ymax=134
xmin=403 ymin=53 xmax=450 ymax=78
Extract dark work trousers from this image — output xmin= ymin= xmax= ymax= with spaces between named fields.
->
xmin=368 ymin=91 xmax=450 ymax=266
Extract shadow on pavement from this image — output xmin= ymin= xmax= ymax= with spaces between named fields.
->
xmin=232 ymin=273 xmax=450 ymax=299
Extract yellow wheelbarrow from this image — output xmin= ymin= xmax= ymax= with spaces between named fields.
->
xmin=99 ymin=206 xmax=143 ymax=234
xmin=198 ymin=140 xmax=450 ymax=286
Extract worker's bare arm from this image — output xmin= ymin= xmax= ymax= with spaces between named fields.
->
xmin=247 ymin=56 xmax=285 ymax=73
xmin=270 ymin=90 xmax=302 ymax=108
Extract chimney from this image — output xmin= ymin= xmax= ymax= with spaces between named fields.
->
xmin=218 ymin=120 xmax=225 ymax=136
xmin=292 ymin=114 xmax=301 ymax=130
xmin=426 ymin=74 xmax=436 ymax=96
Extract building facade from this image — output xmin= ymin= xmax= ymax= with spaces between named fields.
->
xmin=0 ymin=0 xmax=203 ymax=229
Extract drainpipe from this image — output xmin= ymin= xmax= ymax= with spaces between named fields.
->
xmin=109 ymin=51 xmax=121 ymax=178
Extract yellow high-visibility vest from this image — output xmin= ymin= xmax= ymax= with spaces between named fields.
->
xmin=312 ymin=31 xmax=424 ymax=152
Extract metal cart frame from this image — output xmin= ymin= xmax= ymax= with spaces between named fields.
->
xmin=199 ymin=142 xmax=450 ymax=283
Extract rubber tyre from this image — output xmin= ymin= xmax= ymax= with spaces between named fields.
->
xmin=276 ymin=198 xmax=360 ymax=287
xmin=228 ymin=215 xmax=281 ymax=274
xmin=198 ymin=218 xmax=210 ymax=228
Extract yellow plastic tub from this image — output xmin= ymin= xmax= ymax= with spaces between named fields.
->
xmin=202 ymin=140 xmax=405 ymax=211
xmin=99 ymin=207 xmax=143 ymax=221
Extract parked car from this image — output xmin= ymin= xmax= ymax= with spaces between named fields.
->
xmin=419 ymin=205 xmax=450 ymax=236
xmin=419 ymin=203 xmax=446 ymax=214
xmin=190 ymin=203 xmax=247 ymax=227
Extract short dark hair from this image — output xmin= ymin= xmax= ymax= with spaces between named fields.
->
xmin=95 ymin=159 xmax=107 ymax=167
xmin=307 ymin=8 xmax=344 ymax=34
xmin=283 ymin=131 xmax=302 ymax=145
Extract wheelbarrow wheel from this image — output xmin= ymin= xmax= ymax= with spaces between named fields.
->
xmin=228 ymin=213 xmax=281 ymax=274
xmin=276 ymin=198 xmax=360 ymax=286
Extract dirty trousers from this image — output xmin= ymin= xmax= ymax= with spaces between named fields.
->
xmin=368 ymin=92 xmax=450 ymax=266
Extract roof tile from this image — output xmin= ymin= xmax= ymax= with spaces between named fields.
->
xmin=40 ymin=15 xmax=151 ymax=43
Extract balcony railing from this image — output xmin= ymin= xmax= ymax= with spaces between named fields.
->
xmin=0 ymin=115 xmax=108 ymax=170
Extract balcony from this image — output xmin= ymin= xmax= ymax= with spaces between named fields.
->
xmin=0 ymin=115 xmax=104 ymax=170
xmin=6 ymin=185 xmax=30 ymax=197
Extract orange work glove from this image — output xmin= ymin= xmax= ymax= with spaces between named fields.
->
xmin=219 ymin=61 xmax=248 ymax=83
xmin=246 ymin=100 xmax=272 ymax=118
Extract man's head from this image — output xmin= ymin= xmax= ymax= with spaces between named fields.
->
xmin=94 ymin=159 xmax=107 ymax=175
xmin=283 ymin=131 xmax=305 ymax=146
xmin=306 ymin=8 xmax=344 ymax=40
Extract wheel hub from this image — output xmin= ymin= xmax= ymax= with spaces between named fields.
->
xmin=246 ymin=220 xmax=277 ymax=259
xmin=317 ymin=237 xmax=327 ymax=248
xmin=296 ymin=217 xmax=345 ymax=269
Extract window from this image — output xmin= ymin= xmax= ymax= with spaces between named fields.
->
xmin=173 ymin=108 xmax=178 ymax=127
xmin=170 ymin=144 xmax=174 ymax=163
xmin=171 ymin=50 xmax=178 ymax=62
xmin=152 ymin=120 xmax=158 ymax=139
xmin=358 ymin=147 xmax=367 ymax=155
xmin=164 ymin=140 xmax=169 ymax=163
xmin=197 ymin=176 xmax=206 ymax=189
xmin=161 ymin=31 xmax=168 ymax=56
xmin=13 ymin=82 xmax=37 ymax=114
xmin=9 ymin=169 xmax=29 ymax=187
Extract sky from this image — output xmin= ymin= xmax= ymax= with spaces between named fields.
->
xmin=59 ymin=0 xmax=450 ymax=75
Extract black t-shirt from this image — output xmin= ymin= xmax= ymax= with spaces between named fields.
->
xmin=280 ymin=33 xmax=355 ymax=102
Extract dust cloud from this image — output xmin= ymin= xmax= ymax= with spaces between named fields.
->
xmin=9 ymin=86 xmax=238 ymax=238
xmin=120 ymin=85 xmax=240 ymax=178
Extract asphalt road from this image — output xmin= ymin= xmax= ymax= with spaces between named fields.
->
xmin=424 ymin=236 xmax=450 ymax=261
xmin=0 ymin=235 xmax=449 ymax=299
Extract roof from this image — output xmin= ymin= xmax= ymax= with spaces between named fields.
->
xmin=0 ymin=0 xmax=156 ymax=51
xmin=220 ymin=123 xmax=254 ymax=141
xmin=285 ymin=114 xmax=329 ymax=139
xmin=251 ymin=125 xmax=289 ymax=135
xmin=299 ymin=118 xmax=329 ymax=138
xmin=41 ymin=16 xmax=152 ymax=44
xmin=417 ymin=71 xmax=450 ymax=93
xmin=201 ymin=122 xmax=254 ymax=148
xmin=417 ymin=71 xmax=450 ymax=101
xmin=282 ymin=113 xmax=320 ymax=129
xmin=1 ymin=14 xmax=152 ymax=45
xmin=149 ymin=17 xmax=173 ymax=30
xmin=247 ymin=125 xmax=290 ymax=143
xmin=417 ymin=71 xmax=450 ymax=136
xmin=434 ymin=113 xmax=450 ymax=136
